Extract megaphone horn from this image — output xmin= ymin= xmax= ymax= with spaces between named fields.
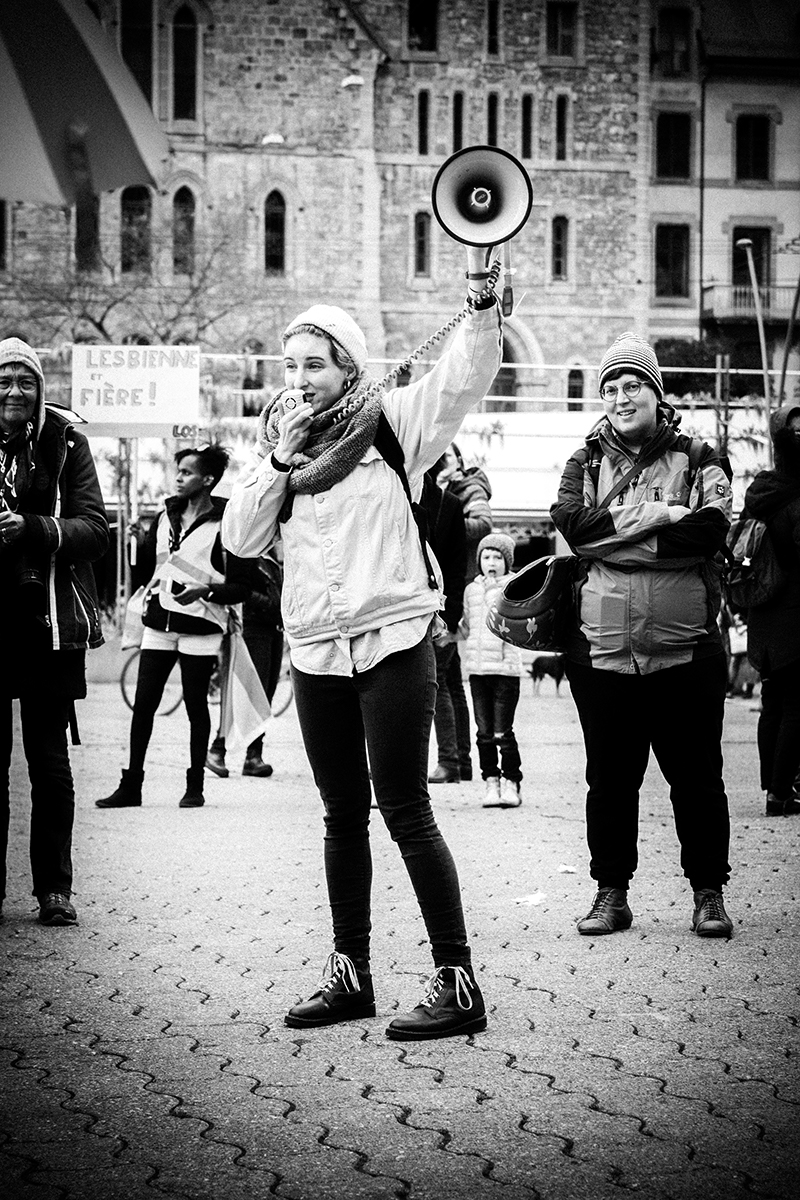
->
xmin=431 ymin=145 xmax=533 ymax=248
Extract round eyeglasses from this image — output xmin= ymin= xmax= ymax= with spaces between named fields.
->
xmin=600 ymin=380 xmax=644 ymax=402
xmin=0 ymin=377 xmax=38 ymax=396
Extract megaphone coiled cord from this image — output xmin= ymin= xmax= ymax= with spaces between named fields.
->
xmin=330 ymin=258 xmax=502 ymax=426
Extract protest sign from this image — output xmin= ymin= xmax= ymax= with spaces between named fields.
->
xmin=71 ymin=344 xmax=201 ymax=437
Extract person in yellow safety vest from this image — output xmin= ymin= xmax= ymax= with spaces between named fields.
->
xmin=97 ymin=445 xmax=247 ymax=810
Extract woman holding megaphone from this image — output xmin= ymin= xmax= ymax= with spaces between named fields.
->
xmin=222 ymin=240 xmax=503 ymax=1040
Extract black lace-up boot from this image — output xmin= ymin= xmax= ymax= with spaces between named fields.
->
xmin=285 ymin=952 xmax=375 ymax=1027
xmin=577 ymin=887 xmax=633 ymax=935
xmin=179 ymin=769 xmax=205 ymax=808
xmin=691 ymin=889 xmax=733 ymax=937
xmin=385 ymin=964 xmax=487 ymax=1041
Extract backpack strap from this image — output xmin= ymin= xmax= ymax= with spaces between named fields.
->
xmin=373 ymin=413 xmax=438 ymax=590
xmin=588 ymin=436 xmax=706 ymax=509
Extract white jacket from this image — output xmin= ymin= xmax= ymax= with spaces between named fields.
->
xmin=222 ymin=305 xmax=503 ymax=647
xmin=461 ymin=573 xmax=523 ymax=677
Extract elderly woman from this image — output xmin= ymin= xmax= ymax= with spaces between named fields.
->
xmin=223 ymin=248 xmax=501 ymax=1040
xmin=551 ymin=332 xmax=735 ymax=940
xmin=0 ymin=337 xmax=108 ymax=926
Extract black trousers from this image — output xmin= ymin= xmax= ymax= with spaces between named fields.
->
xmin=757 ymin=662 xmax=800 ymax=799
xmin=566 ymin=654 xmax=731 ymax=893
xmin=1 ymin=696 xmax=75 ymax=901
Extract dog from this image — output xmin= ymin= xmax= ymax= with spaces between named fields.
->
xmin=529 ymin=653 xmax=566 ymax=694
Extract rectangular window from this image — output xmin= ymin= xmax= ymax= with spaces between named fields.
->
xmin=418 ymin=90 xmax=430 ymax=155
xmin=657 ymin=7 xmax=692 ymax=77
xmin=414 ymin=212 xmax=431 ymax=277
xmin=0 ymin=201 xmax=6 ymax=271
xmin=546 ymin=2 xmax=577 ymax=58
xmin=733 ymin=227 xmax=771 ymax=287
xmin=487 ymin=0 xmax=500 ymax=55
xmin=656 ymin=112 xmax=691 ymax=178
xmin=555 ymin=95 xmax=569 ymax=161
xmin=408 ymin=0 xmax=438 ymax=52
xmin=75 ymin=193 xmax=100 ymax=272
xmin=120 ymin=0 xmax=153 ymax=102
xmin=736 ymin=115 xmax=770 ymax=181
xmin=655 ymin=224 xmax=690 ymax=297
xmin=452 ymin=92 xmax=464 ymax=152
xmin=552 ymin=216 xmax=569 ymax=280
xmin=487 ymin=92 xmax=499 ymax=146
xmin=521 ymin=94 xmax=533 ymax=160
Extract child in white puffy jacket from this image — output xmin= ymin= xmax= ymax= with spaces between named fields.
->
xmin=460 ymin=533 xmax=523 ymax=808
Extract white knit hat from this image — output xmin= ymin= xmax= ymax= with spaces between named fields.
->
xmin=598 ymin=332 xmax=663 ymax=402
xmin=283 ymin=304 xmax=368 ymax=375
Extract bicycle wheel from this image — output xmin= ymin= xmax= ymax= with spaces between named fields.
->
xmin=270 ymin=640 xmax=293 ymax=717
xmin=120 ymin=650 xmax=184 ymax=717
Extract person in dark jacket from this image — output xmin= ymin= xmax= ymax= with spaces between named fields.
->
xmin=551 ymin=332 xmax=734 ymax=940
xmin=0 ymin=337 xmax=109 ymax=926
xmin=433 ymin=444 xmax=494 ymax=781
xmin=744 ymin=404 xmax=800 ymax=817
xmin=206 ymin=551 xmax=283 ymax=778
xmin=96 ymin=445 xmax=247 ymax=810
xmin=422 ymin=471 xmax=468 ymax=784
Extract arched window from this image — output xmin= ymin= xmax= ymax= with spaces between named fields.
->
xmin=121 ymin=186 xmax=151 ymax=273
xmin=487 ymin=92 xmax=499 ymax=146
xmin=173 ymin=5 xmax=198 ymax=121
xmin=555 ymin=94 xmax=569 ymax=160
xmin=264 ymin=191 xmax=286 ymax=274
xmin=414 ymin=212 xmax=431 ymax=277
xmin=173 ymin=187 xmax=195 ymax=275
xmin=552 ymin=215 xmax=568 ymax=280
xmin=492 ymin=337 xmax=518 ymax=406
xmin=75 ymin=193 xmax=100 ymax=272
xmin=567 ymin=368 xmax=584 ymax=411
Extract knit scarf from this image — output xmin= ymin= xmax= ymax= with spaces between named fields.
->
xmin=0 ymin=421 xmax=36 ymax=511
xmin=258 ymin=378 xmax=384 ymax=497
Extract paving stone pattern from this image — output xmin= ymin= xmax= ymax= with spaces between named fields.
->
xmin=1 ymin=679 xmax=798 ymax=1200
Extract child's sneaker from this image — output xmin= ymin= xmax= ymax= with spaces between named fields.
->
xmin=482 ymin=776 xmax=502 ymax=807
xmin=500 ymin=778 xmax=522 ymax=807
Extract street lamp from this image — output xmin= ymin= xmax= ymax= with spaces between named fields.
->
xmin=736 ymin=238 xmax=772 ymax=411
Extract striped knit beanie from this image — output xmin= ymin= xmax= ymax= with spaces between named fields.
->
xmin=598 ymin=332 xmax=663 ymax=402
xmin=477 ymin=532 xmax=516 ymax=574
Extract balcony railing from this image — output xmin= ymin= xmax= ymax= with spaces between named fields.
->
xmin=702 ymin=284 xmax=798 ymax=321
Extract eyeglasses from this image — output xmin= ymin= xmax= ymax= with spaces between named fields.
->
xmin=600 ymin=380 xmax=644 ymax=402
xmin=0 ymin=377 xmax=38 ymax=396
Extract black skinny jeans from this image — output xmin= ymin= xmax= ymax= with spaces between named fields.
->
xmin=566 ymin=654 xmax=731 ymax=893
xmin=129 ymin=649 xmax=216 ymax=775
xmin=469 ymin=674 xmax=522 ymax=782
xmin=757 ymin=662 xmax=800 ymax=800
xmin=291 ymin=634 xmax=471 ymax=968
xmin=1 ymin=696 xmax=74 ymax=900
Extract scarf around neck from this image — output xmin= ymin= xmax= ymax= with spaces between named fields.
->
xmin=258 ymin=377 xmax=384 ymax=496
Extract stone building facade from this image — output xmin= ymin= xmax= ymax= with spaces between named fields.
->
xmin=0 ymin=0 xmax=797 ymax=408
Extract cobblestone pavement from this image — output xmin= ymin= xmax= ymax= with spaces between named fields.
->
xmin=1 ymin=671 xmax=798 ymax=1200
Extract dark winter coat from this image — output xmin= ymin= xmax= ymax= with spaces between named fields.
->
xmin=1 ymin=406 xmax=109 ymax=698
xmin=745 ymin=404 xmax=800 ymax=675
xmin=445 ymin=466 xmax=492 ymax=578
xmin=422 ymin=473 xmax=467 ymax=633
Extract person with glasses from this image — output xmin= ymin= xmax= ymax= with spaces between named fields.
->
xmin=742 ymin=406 xmax=800 ymax=816
xmin=550 ymin=332 xmax=735 ymax=939
xmin=0 ymin=337 xmax=109 ymax=926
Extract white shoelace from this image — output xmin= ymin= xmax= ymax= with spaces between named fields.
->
xmin=420 ymin=966 xmax=474 ymax=1012
xmin=318 ymin=952 xmax=360 ymax=994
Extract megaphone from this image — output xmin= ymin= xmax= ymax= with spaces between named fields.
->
xmin=431 ymin=145 xmax=533 ymax=248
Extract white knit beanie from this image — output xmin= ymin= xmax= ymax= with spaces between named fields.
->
xmin=598 ymin=332 xmax=663 ymax=402
xmin=477 ymin=532 xmax=516 ymax=574
xmin=283 ymin=305 xmax=368 ymax=375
